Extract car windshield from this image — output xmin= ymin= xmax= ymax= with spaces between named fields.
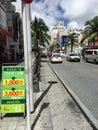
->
xmin=53 ymin=54 xmax=60 ymax=57
xmin=70 ymin=53 xmax=78 ymax=56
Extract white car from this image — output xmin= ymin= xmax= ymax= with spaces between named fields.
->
xmin=66 ymin=52 xmax=80 ymax=62
xmin=50 ymin=53 xmax=62 ymax=63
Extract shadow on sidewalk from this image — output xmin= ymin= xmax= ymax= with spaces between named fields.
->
xmin=2 ymin=113 xmax=24 ymax=118
xmin=34 ymin=81 xmax=58 ymax=111
xmin=31 ymin=80 xmax=58 ymax=130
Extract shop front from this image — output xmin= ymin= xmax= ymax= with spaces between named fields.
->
xmin=0 ymin=28 xmax=6 ymax=72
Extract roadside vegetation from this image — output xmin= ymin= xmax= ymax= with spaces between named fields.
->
xmin=30 ymin=16 xmax=51 ymax=81
xmin=31 ymin=16 xmax=51 ymax=47
xmin=30 ymin=15 xmax=98 ymax=53
xmin=81 ymin=16 xmax=98 ymax=47
xmin=66 ymin=33 xmax=78 ymax=52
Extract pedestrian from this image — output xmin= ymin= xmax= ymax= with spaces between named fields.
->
xmin=81 ymin=48 xmax=85 ymax=61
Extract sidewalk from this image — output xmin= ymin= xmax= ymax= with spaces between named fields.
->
xmin=0 ymin=60 xmax=93 ymax=130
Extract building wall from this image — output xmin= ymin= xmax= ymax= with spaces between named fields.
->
xmin=51 ymin=21 xmax=68 ymax=50
xmin=51 ymin=27 xmax=59 ymax=44
xmin=13 ymin=12 xmax=22 ymax=42
xmin=57 ymin=21 xmax=67 ymax=37
xmin=51 ymin=21 xmax=84 ymax=52
xmin=0 ymin=0 xmax=22 ymax=63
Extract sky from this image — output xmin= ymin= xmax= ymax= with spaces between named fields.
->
xmin=12 ymin=0 xmax=98 ymax=30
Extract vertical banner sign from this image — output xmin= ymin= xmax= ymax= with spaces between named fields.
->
xmin=61 ymin=35 xmax=68 ymax=47
xmin=1 ymin=66 xmax=25 ymax=113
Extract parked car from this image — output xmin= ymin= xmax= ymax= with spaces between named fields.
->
xmin=84 ymin=49 xmax=98 ymax=64
xmin=66 ymin=52 xmax=80 ymax=62
xmin=50 ymin=53 xmax=62 ymax=63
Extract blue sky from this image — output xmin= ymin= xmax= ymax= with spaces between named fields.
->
xmin=13 ymin=0 xmax=98 ymax=30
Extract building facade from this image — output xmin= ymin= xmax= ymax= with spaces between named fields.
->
xmin=0 ymin=0 xmax=23 ymax=66
xmin=51 ymin=21 xmax=68 ymax=51
xmin=50 ymin=21 xmax=84 ymax=53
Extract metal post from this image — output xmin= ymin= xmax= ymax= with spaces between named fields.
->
xmin=22 ymin=2 xmax=31 ymax=130
xmin=26 ymin=4 xmax=34 ymax=112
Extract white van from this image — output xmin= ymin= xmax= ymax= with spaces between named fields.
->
xmin=84 ymin=49 xmax=98 ymax=64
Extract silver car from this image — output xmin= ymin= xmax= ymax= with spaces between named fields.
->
xmin=66 ymin=52 xmax=80 ymax=62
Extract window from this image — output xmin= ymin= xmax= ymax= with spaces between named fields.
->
xmin=85 ymin=51 xmax=92 ymax=55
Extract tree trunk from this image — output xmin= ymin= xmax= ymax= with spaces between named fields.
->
xmin=71 ymin=43 xmax=73 ymax=52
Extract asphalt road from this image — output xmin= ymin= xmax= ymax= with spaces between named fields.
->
xmin=49 ymin=58 xmax=98 ymax=123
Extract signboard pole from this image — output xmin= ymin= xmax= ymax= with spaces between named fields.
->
xmin=26 ymin=4 xmax=34 ymax=112
xmin=22 ymin=3 xmax=31 ymax=130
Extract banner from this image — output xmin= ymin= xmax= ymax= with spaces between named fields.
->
xmin=1 ymin=66 xmax=25 ymax=113
xmin=61 ymin=35 xmax=68 ymax=47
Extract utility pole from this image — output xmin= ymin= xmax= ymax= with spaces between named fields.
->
xmin=22 ymin=2 xmax=31 ymax=130
xmin=22 ymin=0 xmax=33 ymax=129
xmin=26 ymin=4 xmax=34 ymax=112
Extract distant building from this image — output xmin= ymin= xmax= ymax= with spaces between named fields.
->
xmin=50 ymin=21 xmax=84 ymax=52
xmin=57 ymin=21 xmax=67 ymax=37
xmin=51 ymin=21 xmax=68 ymax=51
xmin=51 ymin=26 xmax=59 ymax=44
xmin=51 ymin=21 xmax=68 ymax=43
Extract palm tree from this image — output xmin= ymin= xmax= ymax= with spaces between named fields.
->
xmin=31 ymin=16 xmax=51 ymax=47
xmin=81 ymin=16 xmax=98 ymax=48
xmin=67 ymin=33 xmax=78 ymax=52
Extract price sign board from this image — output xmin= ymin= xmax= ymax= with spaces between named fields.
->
xmin=1 ymin=66 xmax=25 ymax=113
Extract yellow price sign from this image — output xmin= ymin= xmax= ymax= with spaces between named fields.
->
xmin=3 ymin=90 xmax=24 ymax=97
xmin=3 ymin=79 xmax=24 ymax=86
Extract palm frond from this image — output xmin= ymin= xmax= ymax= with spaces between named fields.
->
xmin=31 ymin=16 xmax=50 ymax=47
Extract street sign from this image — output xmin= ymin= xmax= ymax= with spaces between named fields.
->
xmin=1 ymin=66 xmax=25 ymax=113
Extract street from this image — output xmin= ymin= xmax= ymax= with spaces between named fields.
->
xmin=49 ymin=58 xmax=98 ymax=123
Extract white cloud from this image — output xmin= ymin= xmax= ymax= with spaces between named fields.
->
xmin=12 ymin=0 xmax=98 ymax=30
xmin=30 ymin=0 xmax=62 ymax=29
xmin=60 ymin=0 xmax=98 ymax=24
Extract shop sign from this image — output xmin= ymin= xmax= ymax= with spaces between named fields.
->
xmin=1 ymin=66 xmax=25 ymax=113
